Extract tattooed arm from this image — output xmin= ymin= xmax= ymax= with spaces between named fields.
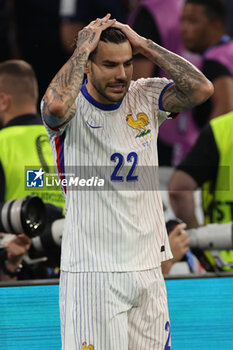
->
xmin=113 ymin=22 xmax=214 ymax=113
xmin=145 ymin=43 xmax=214 ymax=112
xmin=42 ymin=14 xmax=116 ymax=128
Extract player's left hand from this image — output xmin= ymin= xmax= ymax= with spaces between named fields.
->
xmin=113 ymin=21 xmax=147 ymax=55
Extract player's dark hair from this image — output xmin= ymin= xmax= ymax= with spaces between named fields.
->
xmin=89 ymin=27 xmax=128 ymax=61
xmin=185 ymin=0 xmax=226 ymax=22
xmin=99 ymin=27 xmax=128 ymax=44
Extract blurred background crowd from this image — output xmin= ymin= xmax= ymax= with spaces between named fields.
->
xmin=0 ymin=0 xmax=233 ymax=281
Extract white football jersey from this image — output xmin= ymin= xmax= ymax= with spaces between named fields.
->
xmin=42 ymin=77 xmax=173 ymax=272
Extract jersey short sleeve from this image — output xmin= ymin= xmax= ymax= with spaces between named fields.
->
xmin=129 ymin=77 xmax=174 ymax=125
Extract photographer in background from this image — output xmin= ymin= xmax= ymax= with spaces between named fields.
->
xmin=0 ymin=233 xmax=31 ymax=281
xmin=0 ymin=60 xmax=65 ymax=280
xmin=0 ymin=200 xmax=64 ymax=281
xmin=0 ymin=220 xmax=191 ymax=280
xmin=0 ymin=59 xmax=65 ymax=210
xmin=0 ymin=229 xmax=61 ymax=281
xmin=169 ymin=111 xmax=233 ymax=271
xmin=161 ymin=221 xmax=191 ymax=274
xmin=162 ymin=219 xmax=207 ymax=275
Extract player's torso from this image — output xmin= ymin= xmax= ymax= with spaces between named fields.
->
xmin=65 ymin=92 xmax=159 ymax=170
xmin=59 ymin=80 xmax=172 ymax=272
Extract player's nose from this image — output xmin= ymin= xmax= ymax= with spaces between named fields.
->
xmin=115 ymin=64 xmax=127 ymax=80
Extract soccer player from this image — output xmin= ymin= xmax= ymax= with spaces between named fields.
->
xmin=41 ymin=14 xmax=213 ymax=350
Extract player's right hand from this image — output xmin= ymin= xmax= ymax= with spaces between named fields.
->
xmin=76 ymin=14 xmax=116 ymax=53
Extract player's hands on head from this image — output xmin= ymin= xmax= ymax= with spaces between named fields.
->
xmin=112 ymin=21 xmax=146 ymax=55
xmin=76 ymin=14 xmax=116 ymax=53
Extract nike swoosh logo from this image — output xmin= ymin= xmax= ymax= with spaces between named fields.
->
xmin=86 ymin=121 xmax=102 ymax=129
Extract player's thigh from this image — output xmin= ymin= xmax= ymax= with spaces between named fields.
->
xmin=128 ymin=267 xmax=171 ymax=350
xmin=59 ymin=271 xmax=131 ymax=350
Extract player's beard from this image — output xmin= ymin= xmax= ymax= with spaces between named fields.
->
xmin=91 ymin=78 xmax=129 ymax=104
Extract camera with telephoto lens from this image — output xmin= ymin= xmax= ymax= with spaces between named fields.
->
xmin=31 ymin=204 xmax=64 ymax=254
xmin=0 ymin=196 xmax=64 ymax=254
xmin=166 ymin=218 xmax=233 ymax=271
xmin=0 ymin=195 xmax=46 ymax=238
xmin=166 ymin=218 xmax=233 ymax=251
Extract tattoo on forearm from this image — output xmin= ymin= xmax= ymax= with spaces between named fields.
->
xmin=43 ymin=49 xmax=88 ymax=122
xmin=89 ymin=32 xmax=96 ymax=44
xmin=146 ymin=40 xmax=208 ymax=111
xmin=77 ymin=29 xmax=92 ymax=49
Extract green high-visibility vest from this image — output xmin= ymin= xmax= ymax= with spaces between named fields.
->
xmin=0 ymin=123 xmax=65 ymax=211
xmin=202 ymin=111 xmax=233 ymax=269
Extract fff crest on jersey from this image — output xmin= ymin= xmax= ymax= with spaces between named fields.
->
xmin=126 ymin=108 xmax=152 ymax=147
xmin=82 ymin=341 xmax=94 ymax=350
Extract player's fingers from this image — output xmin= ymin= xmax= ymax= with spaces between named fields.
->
xmin=88 ymin=18 xmax=101 ymax=27
xmin=95 ymin=18 xmax=101 ymax=25
xmin=112 ymin=20 xmax=122 ymax=27
xmin=101 ymin=18 xmax=116 ymax=29
xmin=90 ymin=14 xmax=112 ymax=26
xmin=101 ymin=13 xmax=111 ymax=22
xmin=112 ymin=21 xmax=128 ymax=30
xmin=89 ymin=20 xmax=97 ymax=25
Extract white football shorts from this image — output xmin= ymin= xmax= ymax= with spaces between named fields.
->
xmin=59 ymin=267 xmax=171 ymax=349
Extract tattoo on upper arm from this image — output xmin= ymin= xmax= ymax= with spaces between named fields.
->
xmin=147 ymin=40 xmax=208 ymax=112
xmin=162 ymin=84 xmax=195 ymax=112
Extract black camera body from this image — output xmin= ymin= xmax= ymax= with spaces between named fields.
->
xmin=0 ymin=195 xmax=46 ymax=238
xmin=0 ymin=196 xmax=64 ymax=264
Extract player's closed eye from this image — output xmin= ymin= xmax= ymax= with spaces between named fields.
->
xmin=103 ymin=62 xmax=117 ymax=68
xmin=124 ymin=61 xmax=133 ymax=67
